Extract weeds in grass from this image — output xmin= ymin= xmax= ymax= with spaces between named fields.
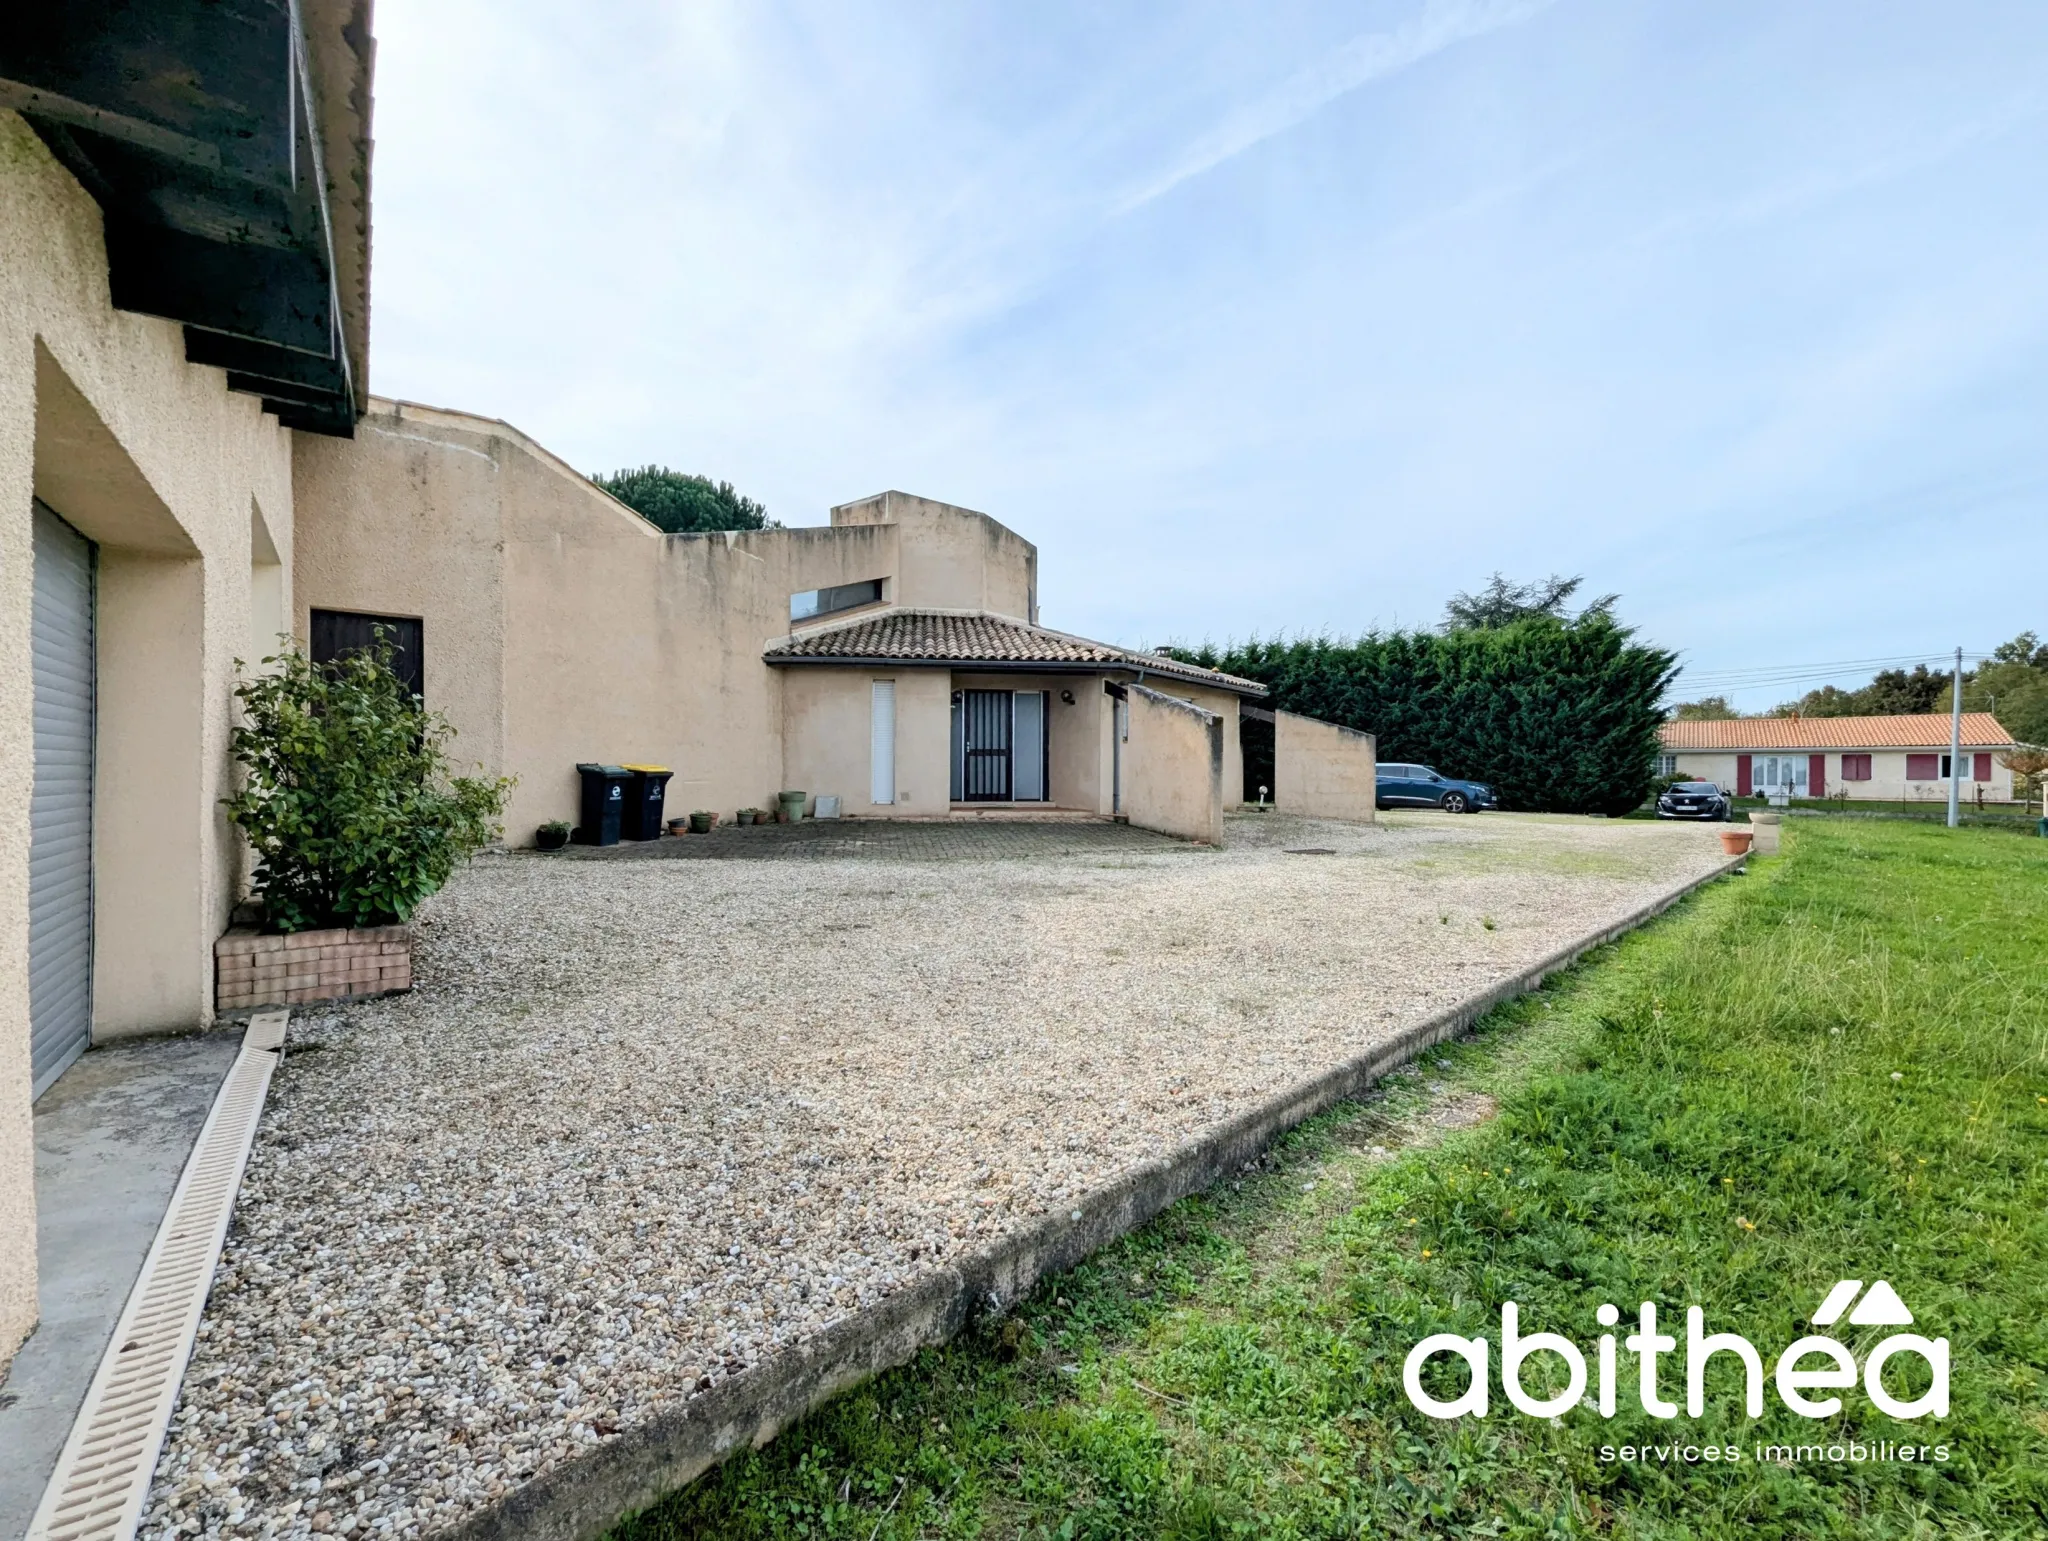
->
xmin=613 ymin=823 xmax=2048 ymax=1540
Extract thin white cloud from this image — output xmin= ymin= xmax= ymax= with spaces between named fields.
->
xmin=1631 ymin=90 xmax=2048 ymax=247
xmin=1116 ymin=0 xmax=1558 ymax=213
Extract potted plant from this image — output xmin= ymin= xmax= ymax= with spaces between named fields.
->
xmin=737 ymin=808 xmax=757 ymax=826
xmin=667 ymin=815 xmax=691 ymax=836
xmin=536 ymin=819 xmax=570 ymax=851
xmin=689 ymin=809 xmax=715 ymax=834
xmin=218 ymin=636 xmax=511 ymax=1013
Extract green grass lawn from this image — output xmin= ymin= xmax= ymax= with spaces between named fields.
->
xmin=613 ymin=822 xmax=2048 ymax=1540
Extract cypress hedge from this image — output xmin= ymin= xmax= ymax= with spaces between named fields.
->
xmin=1172 ymin=615 xmax=1677 ymax=816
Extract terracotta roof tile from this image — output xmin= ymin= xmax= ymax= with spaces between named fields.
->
xmin=1659 ymin=713 xmax=2012 ymax=750
xmin=764 ymin=609 xmax=1266 ymax=695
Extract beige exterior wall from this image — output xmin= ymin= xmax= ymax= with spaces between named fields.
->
xmin=1667 ymin=747 xmax=2017 ymax=803
xmin=831 ymin=491 xmax=1037 ymax=620
xmin=1275 ymin=710 xmax=1378 ymax=822
xmin=1 ymin=113 xmax=295 ymax=1366
xmin=1122 ymin=684 xmax=1224 ymax=844
xmin=1149 ymin=680 xmax=1243 ymax=810
xmin=1665 ymin=751 xmax=1740 ymax=790
xmin=293 ymin=408 xmax=1042 ymax=840
xmin=779 ymin=667 xmax=952 ymax=816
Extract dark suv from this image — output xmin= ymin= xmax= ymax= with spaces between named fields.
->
xmin=1375 ymin=763 xmax=1497 ymax=813
xmin=1656 ymin=781 xmax=1729 ymax=821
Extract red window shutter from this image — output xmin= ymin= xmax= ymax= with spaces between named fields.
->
xmin=1906 ymin=753 xmax=1938 ymax=780
xmin=1843 ymin=753 xmax=1871 ymax=781
xmin=1736 ymin=754 xmax=1752 ymax=796
xmin=1974 ymin=752 xmax=1992 ymax=782
xmin=1809 ymin=754 xmax=1826 ymax=797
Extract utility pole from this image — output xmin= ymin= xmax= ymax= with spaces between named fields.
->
xmin=1947 ymin=645 xmax=1963 ymax=829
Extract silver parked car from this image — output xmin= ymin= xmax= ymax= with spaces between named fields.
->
xmin=1656 ymin=781 xmax=1730 ymax=820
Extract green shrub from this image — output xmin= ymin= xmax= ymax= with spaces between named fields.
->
xmin=223 ymin=640 xmax=512 ymax=933
xmin=1172 ymin=614 xmax=1676 ymax=815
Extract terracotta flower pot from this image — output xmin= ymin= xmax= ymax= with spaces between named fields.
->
xmin=1718 ymin=829 xmax=1754 ymax=856
xmin=667 ymin=817 xmax=690 ymax=836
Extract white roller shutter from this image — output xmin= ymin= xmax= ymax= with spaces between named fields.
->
xmin=870 ymin=680 xmax=895 ymax=805
xmin=30 ymin=500 xmax=95 ymax=1100
xmin=1012 ymin=690 xmax=1046 ymax=801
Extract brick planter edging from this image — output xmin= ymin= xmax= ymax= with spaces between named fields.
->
xmin=215 ymin=924 xmax=413 ymax=1012
xmin=437 ymin=854 xmax=1746 ymax=1541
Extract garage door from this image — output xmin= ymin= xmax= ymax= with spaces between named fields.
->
xmin=30 ymin=499 xmax=95 ymax=1101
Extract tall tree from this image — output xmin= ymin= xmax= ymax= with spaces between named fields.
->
xmin=1671 ymin=695 xmax=1737 ymax=720
xmin=594 ymin=466 xmax=774 ymax=533
xmin=1441 ymin=573 xmax=1617 ymax=632
xmin=1965 ymin=631 xmax=2048 ymax=745
xmin=1775 ymin=664 xmax=1950 ymax=718
xmin=1172 ymin=613 xmax=1676 ymax=816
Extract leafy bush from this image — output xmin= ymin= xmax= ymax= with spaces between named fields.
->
xmin=224 ymin=641 xmax=512 ymax=932
xmin=1172 ymin=614 xmax=1677 ymax=815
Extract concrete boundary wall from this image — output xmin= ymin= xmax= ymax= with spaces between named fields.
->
xmin=1121 ymin=685 xmax=1223 ymax=845
xmin=438 ymin=853 xmax=1743 ymax=1541
xmin=1275 ymin=711 xmax=1377 ymax=823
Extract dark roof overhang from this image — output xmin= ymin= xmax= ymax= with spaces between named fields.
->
xmin=1 ymin=0 xmax=375 ymax=437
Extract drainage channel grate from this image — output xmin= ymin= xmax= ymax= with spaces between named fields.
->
xmin=28 ymin=1011 xmax=289 ymax=1541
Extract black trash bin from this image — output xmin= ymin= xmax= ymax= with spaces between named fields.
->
xmin=620 ymin=763 xmax=674 ymax=841
xmin=574 ymin=763 xmax=630 ymax=845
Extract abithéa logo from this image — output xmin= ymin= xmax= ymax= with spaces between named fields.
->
xmin=1402 ymin=1280 xmax=1946 ymax=1421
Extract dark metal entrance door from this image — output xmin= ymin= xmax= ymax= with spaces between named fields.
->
xmin=961 ymin=689 xmax=1013 ymax=801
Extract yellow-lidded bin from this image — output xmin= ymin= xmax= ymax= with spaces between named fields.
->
xmin=619 ymin=764 xmax=673 ymax=840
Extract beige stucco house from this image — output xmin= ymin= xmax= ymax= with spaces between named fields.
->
xmin=2 ymin=4 xmax=372 ymax=1369
xmin=293 ymin=413 xmax=1264 ymax=841
xmin=2 ymin=9 xmax=1309 ymax=1374
xmin=1658 ymin=713 xmax=2019 ymax=803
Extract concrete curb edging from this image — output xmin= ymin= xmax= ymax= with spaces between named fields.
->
xmin=29 ymin=1013 xmax=290 ymax=1541
xmin=442 ymin=855 xmax=1745 ymax=1541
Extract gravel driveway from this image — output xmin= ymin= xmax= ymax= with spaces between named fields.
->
xmin=143 ymin=812 xmax=1729 ymax=1540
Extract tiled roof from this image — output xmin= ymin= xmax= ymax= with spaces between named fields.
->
xmin=764 ymin=609 xmax=1266 ymax=695
xmin=1659 ymin=713 xmax=2013 ymax=751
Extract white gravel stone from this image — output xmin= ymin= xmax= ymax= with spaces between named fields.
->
xmin=143 ymin=812 xmax=1726 ymax=1539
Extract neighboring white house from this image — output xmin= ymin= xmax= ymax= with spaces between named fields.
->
xmin=1658 ymin=713 xmax=2019 ymax=803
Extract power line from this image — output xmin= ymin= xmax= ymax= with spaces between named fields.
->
xmin=1674 ymin=653 xmax=1993 ymax=693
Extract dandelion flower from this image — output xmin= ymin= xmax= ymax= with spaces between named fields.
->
xmin=1890 ymin=1072 xmax=1904 ymax=1083
xmin=1735 ymin=1217 xmax=1757 ymax=1232
xmin=1421 ymin=1249 xmax=1434 ymax=1259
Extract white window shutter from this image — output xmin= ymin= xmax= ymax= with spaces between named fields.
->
xmin=870 ymin=680 xmax=896 ymax=805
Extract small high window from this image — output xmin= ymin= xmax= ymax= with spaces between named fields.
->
xmin=791 ymin=578 xmax=884 ymax=622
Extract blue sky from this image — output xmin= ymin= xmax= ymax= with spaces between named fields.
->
xmin=368 ymin=1 xmax=2048 ymax=711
